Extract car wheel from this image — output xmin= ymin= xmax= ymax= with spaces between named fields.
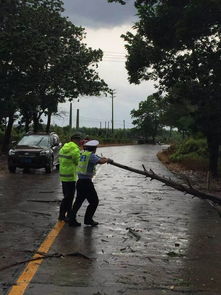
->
xmin=45 ymin=157 xmax=53 ymax=173
xmin=8 ymin=165 xmax=16 ymax=173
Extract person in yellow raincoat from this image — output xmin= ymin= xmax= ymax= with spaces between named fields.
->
xmin=58 ymin=133 xmax=82 ymax=221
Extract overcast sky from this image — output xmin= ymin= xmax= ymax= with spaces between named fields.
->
xmin=54 ymin=0 xmax=156 ymax=129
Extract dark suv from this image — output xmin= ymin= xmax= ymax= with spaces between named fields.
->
xmin=8 ymin=132 xmax=62 ymax=173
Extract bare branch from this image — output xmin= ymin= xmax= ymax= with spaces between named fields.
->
xmin=110 ymin=161 xmax=221 ymax=205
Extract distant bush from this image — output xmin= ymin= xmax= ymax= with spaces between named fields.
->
xmin=169 ymin=138 xmax=208 ymax=162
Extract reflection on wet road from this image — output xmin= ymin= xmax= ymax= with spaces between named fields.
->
xmin=1 ymin=144 xmax=221 ymax=295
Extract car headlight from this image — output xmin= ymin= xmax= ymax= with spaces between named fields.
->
xmin=40 ymin=150 xmax=50 ymax=156
xmin=8 ymin=149 xmax=15 ymax=156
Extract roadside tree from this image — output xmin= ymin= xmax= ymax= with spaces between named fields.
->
xmin=131 ymin=92 xmax=166 ymax=143
xmin=0 ymin=0 xmax=108 ymax=152
xmin=108 ymin=0 xmax=221 ymax=176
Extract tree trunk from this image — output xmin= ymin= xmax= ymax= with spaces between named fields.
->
xmin=207 ymin=136 xmax=219 ymax=177
xmin=33 ymin=113 xmax=40 ymax=133
xmin=169 ymin=127 xmax=172 ymax=137
xmin=1 ymin=112 xmax=14 ymax=154
xmin=24 ymin=113 xmax=31 ymax=132
xmin=25 ymin=119 xmax=29 ymax=133
xmin=45 ymin=111 xmax=51 ymax=133
xmin=182 ymin=130 xmax=185 ymax=139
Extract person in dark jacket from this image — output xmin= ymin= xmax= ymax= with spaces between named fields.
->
xmin=69 ymin=140 xmax=112 ymax=227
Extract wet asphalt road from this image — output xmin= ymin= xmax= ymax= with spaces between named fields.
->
xmin=1 ymin=144 xmax=221 ymax=295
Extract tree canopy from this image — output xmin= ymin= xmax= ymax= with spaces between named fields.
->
xmin=0 ymin=0 xmax=109 ymax=151
xmin=131 ymin=92 xmax=166 ymax=143
xmin=109 ymin=0 xmax=221 ymax=176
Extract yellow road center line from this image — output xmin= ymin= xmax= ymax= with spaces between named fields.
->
xmin=8 ymin=221 xmax=64 ymax=295
xmin=8 ymin=166 xmax=104 ymax=295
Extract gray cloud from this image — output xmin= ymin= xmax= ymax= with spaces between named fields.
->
xmin=62 ymin=0 xmax=136 ymax=28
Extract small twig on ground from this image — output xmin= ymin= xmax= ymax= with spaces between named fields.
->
xmin=182 ymin=175 xmax=193 ymax=189
xmin=126 ymin=227 xmax=141 ymax=241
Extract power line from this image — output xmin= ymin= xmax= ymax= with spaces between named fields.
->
xmin=103 ymin=51 xmax=125 ymax=56
xmin=102 ymin=51 xmax=126 ymax=63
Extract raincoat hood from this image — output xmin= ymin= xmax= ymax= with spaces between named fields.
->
xmin=61 ymin=142 xmax=78 ymax=154
xmin=59 ymin=141 xmax=80 ymax=182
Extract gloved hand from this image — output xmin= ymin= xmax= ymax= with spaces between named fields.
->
xmin=107 ymin=158 xmax=114 ymax=164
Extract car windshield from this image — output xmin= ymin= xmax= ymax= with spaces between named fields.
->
xmin=17 ymin=135 xmax=50 ymax=148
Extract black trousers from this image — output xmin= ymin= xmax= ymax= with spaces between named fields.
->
xmin=71 ymin=178 xmax=99 ymax=222
xmin=59 ymin=181 xmax=76 ymax=219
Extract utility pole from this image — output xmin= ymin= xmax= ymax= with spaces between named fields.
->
xmin=104 ymin=121 xmax=107 ymax=138
xmin=76 ymin=109 xmax=79 ymax=131
xmin=107 ymin=121 xmax=110 ymax=137
xmin=110 ymin=89 xmax=116 ymax=133
xmin=69 ymin=102 xmax=72 ymax=129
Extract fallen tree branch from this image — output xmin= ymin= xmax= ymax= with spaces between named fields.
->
xmin=27 ymin=200 xmax=61 ymax=203
xmin=0 ymin=252 xmax=91 ymax=272
xmin=109 ymin=161 xmax=221 ymax=205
